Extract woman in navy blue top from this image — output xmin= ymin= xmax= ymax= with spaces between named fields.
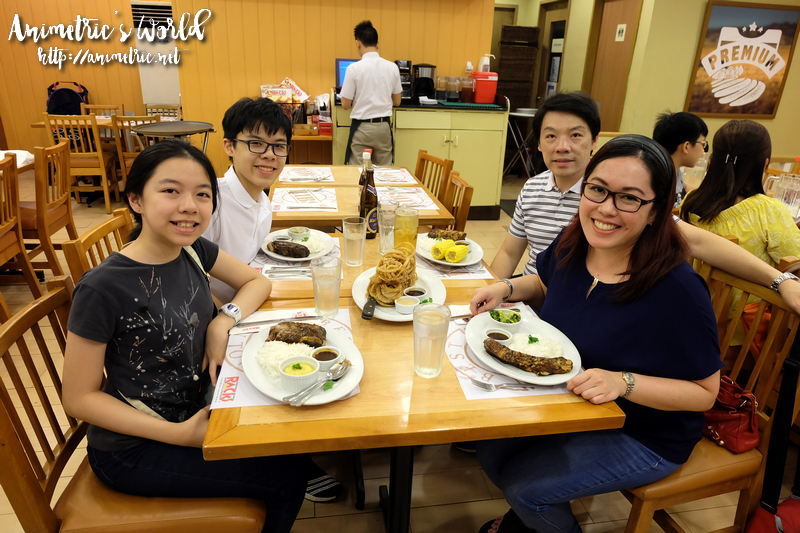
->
xmin=469 ymin=135 xmax=723 ymax=533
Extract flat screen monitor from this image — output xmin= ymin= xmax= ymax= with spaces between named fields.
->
xmin=336 ymin=58 xmax=358 ymax=88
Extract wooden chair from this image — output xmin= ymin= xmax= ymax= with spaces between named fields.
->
xmin=112 ymin=115 xmax=161 ymax=188
xmin=62 ymin=208 xmax=133 ymax=281
xmin=18 ymin=141 xmax=78 ymax=277
xmin=414 ymin=149 xmax=453 ymax=202
xmin=622 ymin=266 xmax=800 ymax=533
xmin=44 ymin=113 xmax=120 ymax=214
xmin=80 ymin=103 xmax=125 ymax=148
xmin=0 ymin=276 xmax=269 ymax=533
xmin=440 ymin=170 xmax=473 ymax=233
xmin=146 ymin=103 xmax=181 ymax=119
xmin=0 ymin=155 xmax=42 ymax=299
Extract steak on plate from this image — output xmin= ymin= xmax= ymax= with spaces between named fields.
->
xmin=483 ymin=338 xmax=573 ymax=375
xmin=267 ymin=241 xmax=310 ymax=258
xmin=267 ymin=321 xmax=326 ymax=347
xmin=427 ymin=228 xmax=467 ymax=241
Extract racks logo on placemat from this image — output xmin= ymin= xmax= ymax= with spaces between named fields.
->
xmin=218 ymin=376 xmax=240 ymax=402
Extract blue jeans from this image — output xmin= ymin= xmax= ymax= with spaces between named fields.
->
xmin=88 ymin=441 xmax=310 ymax=533
xmin=477 ymin=430 xmax=680 ymax=533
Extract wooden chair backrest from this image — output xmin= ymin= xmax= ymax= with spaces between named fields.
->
xmin=62 ymin=208 xmax=133 ymax=281
xmin=112 ymin=114 xmax=161 ymax=156
xmin=705 ymin=266 xmax=800 ymax=453
xmin=0 ymin=277 xmax=84 ymax=533
xmin=414 ymin=149 xmax=454 ymax=202
xmin=441 ymin=171 xmax=473 ymax=233
xmin=0 ymin=155 xmax=19 ymax=239
xmin=763 ymin=167 xmax=784 ymax=186
xmin=44 ymin=113 xmax=104 ymax=159
xmin=80 ymin=103 xmax=124 ymax=117
xmin=145 ymin=104 xmax=181 ymax=119
xmin=32 ymin=141 xmax=71 ymax=218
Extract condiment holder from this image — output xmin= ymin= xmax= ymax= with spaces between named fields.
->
xmin=488 ymin=310 xmax=522 ymax=333
xmin=288 ymin=227 xmax=311 ymax=241
xmin=312 ymin=346 xmax=343 ymax=372
xmin=395 ymin=296 xmax=420 ymax=314
xmin=279 ymin=356 xmax=320 ymax=392
xmin=484 ymin=328 xmax=512 ymax=345
xmin=404 ymin=286 xmax=428 ymax=300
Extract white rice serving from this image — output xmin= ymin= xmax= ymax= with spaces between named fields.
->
xmin=257 ymin=340 xmax=314 ymax=378
xmin=506 ymin=333 xmax=563 ymax=359
xmin=417 ymin=235 xmax=438 ymax=253
xmin=302 ymin=236 xmax=324 ymax=255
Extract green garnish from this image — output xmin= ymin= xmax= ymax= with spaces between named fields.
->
xmin=291 ymin=363 xmax=303 ymax=370
xmin=323 ymin=380 xmax=334 ymax=391
xmin=528 ymin=335 xmax=539 ymax=344
xmin=435 ymin=237 xmax=443 ymax=241
xmin=302 ymin=237 xmax=309 ymax=242
xmin=420 ymin=297 xmax=433 ymax=304
xmin=489 ymin=310 xmax=521 ymax=324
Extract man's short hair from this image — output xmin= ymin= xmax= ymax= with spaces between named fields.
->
xmin=222 ymin=97 xmax=292 ymax=145
xmin=652 ymin=111 xmax=708 ymax=155
xmin=531 ymin=91 xmax=601 ymax=142
xmin=354 ymin=20 xmax=378 ymax=47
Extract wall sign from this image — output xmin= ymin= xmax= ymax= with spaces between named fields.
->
xmin=684 ymin=1 xmax=800 ymax=119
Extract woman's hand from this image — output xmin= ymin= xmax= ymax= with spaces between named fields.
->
xmin=567 ymin=369 xmax=626 ymax=404
xmin=470 ymin=283 xmax=508 ymax=314
xmin=205 ymin=315 xmax=234 ymax=385
xmin=178 ymin=406 xmax=211 ymax=447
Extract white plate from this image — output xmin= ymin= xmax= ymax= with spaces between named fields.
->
xmin=416 ymin=237 xmax=484 ymax=267
xmin=465 ymin=312 xmax=581 ymax=386
xmin=261 ymin=229 xmax=334 ymax=262
xmin=352 ymin=268 xmax=447 ymax=322
xmin=241 ymin=327 xmax=364 ymax=405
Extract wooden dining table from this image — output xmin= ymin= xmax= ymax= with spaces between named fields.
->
xmin=269 ymin=165 xmax=455 ymax=228
xmin=204 ymin=236 xmax=626 ymax=533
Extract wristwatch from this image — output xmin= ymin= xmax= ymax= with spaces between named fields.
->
xmin=622 ymin=372 xmax=635 ymax=399
xmin=219 ymin=303 xmax=242 ymax=325
xmin=770 ymin=272 xmax=800 ymax=292
xmin=499 ymin=279 xmax=514 ymax=301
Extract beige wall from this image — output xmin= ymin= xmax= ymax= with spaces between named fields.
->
xmin=494 ymin=0 xmax=541 ymax=27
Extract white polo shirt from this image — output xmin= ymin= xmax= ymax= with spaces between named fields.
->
xmin=340 ymin=51 xmax=402 ymax=120
xmin=508 ymin=170 xmax=583 ymax=275
xmin=202 ymin=166 xmax=272 ymax=301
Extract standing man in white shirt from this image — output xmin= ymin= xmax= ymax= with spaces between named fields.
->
xmin=340 ymin=20 xmax=402 ymax=166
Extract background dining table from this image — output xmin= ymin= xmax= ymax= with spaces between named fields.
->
xmin=204 ymin=235 xmax=626 ymax=533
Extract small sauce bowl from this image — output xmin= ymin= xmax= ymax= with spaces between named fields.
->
xmin=395 ymin=296 xmax=420 ymax=314
xmin=279 ymin=356 xmax=320 ymax=392
xmin=485 ymin=328 xmax=512 ymax=345
xmin=312 ymin=346 xmax=343 ymax=373
xmin=288 ymin=227 xmax=311 ymax=241
xmin=488 ymin=310 xmax=522 ymax=333
xmin=403 ymin=286 xmax=428 ymax=300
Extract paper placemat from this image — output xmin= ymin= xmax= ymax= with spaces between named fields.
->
xmin=211 ymin=308 xmax=358 ymax=409
xmin=279 ymin=166 xmax=335 ymax=182
xmin=416 ymin=255 xmax=494 ymax=280
xmin=252 ymin=238 xmax=342 ymax=280
xmin=377 ymin=187 xmax=436 ymax=209
xmin=272 ymin=188 xmax=338 ymax=211
xmin=445 ymin=304 xmax=574 ymax=400
xmin=374 ymin=168 xmax=417 ymax=184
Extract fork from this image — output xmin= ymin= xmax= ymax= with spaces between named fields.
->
xmin=469 ymin=378 xmax=536 ymax=391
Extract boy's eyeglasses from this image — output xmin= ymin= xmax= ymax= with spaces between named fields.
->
xmin=695 ymin=139 xmax=709 ymax=152
xmin=232 ymin=139 xmax=292 ymax=157
xmin=581 ymin=182 xmax=658 ymax=213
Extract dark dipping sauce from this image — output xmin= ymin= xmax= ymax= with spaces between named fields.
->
xmin=487 ymin=332 xmax=509 ymax=341
xmin=314 ymin=350 xmax=338 ymax=361
xmin=406 ymin=289 xmax=425 ymax=297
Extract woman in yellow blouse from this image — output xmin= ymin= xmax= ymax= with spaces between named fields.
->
xmin=680 ymin=120 xmax=800 ymax=266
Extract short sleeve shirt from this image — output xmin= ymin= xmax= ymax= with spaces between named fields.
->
xmin=68 ymin=239 xmax=219 ymax=451
xmin=340 ymin=51 xmax=402 ymax=120
xmin=509 ymin=170 xmax=582 ymax=275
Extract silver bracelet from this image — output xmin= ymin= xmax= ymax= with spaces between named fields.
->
xmin=499 ymin=279 xmax=514 ymax=301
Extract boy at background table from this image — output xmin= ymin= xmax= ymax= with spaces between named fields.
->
xmin=653 ymin=111 xmax=708 ymax=206
xmin=201 ymin=97 xmax=344 ymax=503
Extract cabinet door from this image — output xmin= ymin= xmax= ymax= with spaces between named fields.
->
xmin=449 ymin=129 xmax=504 ymax=206
xmin=393 ymin=129 xmax=450 ymax=174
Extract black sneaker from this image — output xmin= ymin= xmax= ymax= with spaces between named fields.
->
xmin=306 ymin=474 xmax=343 ymax=502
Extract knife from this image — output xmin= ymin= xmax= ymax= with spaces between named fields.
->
xmin=361 ymin=297 xmax=377 ymax=320
xmin=238 ymin=315 xmax=323 ymax=328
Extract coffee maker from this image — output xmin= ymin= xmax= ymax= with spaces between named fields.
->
xmin=395 ymin=60 xmax=413 ymax=102
xmin=412 ymin=63 xmax=436 ymax=100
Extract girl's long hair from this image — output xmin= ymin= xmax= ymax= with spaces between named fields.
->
xmin=680 ymin=120 xmax=771 ymax=222
xmin=555 ymin=134 xmax=688 ymax=302
xmin=124 ymin=140 xmax=218 ymax=240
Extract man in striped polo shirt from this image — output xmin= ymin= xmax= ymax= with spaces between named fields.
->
xmin=492 ymin=92 xmax=599 ymax=278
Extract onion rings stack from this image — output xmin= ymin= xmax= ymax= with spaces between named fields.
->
xmin=366 ymin=243 xmax=418 ymax=306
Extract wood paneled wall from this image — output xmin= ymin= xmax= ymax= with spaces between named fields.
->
xmin=0 ymin=1 xmax=145 ymax=151
xmin=175 ymin=0 xmax=495 ymax=172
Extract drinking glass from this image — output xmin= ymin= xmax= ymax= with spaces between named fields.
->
xmin=342 ymin=217 xmax=366 ymax=267
xmin=311 ymin=257 xmax=342 ymax=318
xmin=378 ymin=200 xmax=398 ymax=254
xmin=394 ymin=207 xmax=419 ymax=249
xmin=413 ymin=303 xmax=451 ymax=378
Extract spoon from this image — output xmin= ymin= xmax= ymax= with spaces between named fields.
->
xmin=454 ymin=307 xmax=521 ymax=326
xmin=282 ymin=361 xmax=351 ymax=406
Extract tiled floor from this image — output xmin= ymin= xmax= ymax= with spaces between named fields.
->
xmin=1 ymin=170 xmax=796 ymax=532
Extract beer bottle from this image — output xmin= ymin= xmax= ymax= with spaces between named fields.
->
xmin=358 ymin=149 xmax=372 ymax=196
xmin=359 ymin=152 xmax=378 ymax=239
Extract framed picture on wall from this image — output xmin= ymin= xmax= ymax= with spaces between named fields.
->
xmin=684 ymin=1 xmax=800 ymax=119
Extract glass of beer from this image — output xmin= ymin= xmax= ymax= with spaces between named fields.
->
xmin=394 ymin=207 xmax=419 ymax=249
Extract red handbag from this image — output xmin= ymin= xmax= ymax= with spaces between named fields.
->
xmin=702 ymin=376 xmax=759 ymax=454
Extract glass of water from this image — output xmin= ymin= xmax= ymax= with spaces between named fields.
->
xmin=378 ymin=200 xmax=398 ymax=254
xmin=311 ymin=257 xmax=342 ymax=318
xmin=413 ymin=303 xmax=451 ymax=378
xmin=342 ymin=217 xmax=366 ymax=267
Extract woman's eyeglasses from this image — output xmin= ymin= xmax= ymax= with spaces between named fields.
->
xmin=581 ymin=182 xmax=658 ymax=213
xmin=232 ymin=139 xmax=292 ymax=157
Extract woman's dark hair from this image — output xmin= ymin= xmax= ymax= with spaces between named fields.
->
xmin=680 ymin=119 xmax=771 ymax=222
xmin=124 ymin=140 xmax=218 ymax=240
xmin=555 ymin=134 xmax=687 ymax=303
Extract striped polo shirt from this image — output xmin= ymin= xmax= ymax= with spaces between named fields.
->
xmin=509 ymin=170 xmax=583 ymax=275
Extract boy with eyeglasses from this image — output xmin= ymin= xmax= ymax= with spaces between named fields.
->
xmin=652 ymin=111 xmax=708 ymax=206
xmin=202 ymin=97 xmax=345 ymax=503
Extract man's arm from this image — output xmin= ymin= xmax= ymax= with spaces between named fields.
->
xmin=341 ymin=97 xmax=352 ymax=110
xmin=392 ymin=93 xmax=402 ymax=106
xmin=489 ymin=233 xmax=529 ymax=279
